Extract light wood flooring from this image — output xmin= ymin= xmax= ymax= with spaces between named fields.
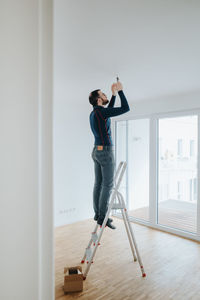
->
xmin=55 ymin=217 xmax=200 ymax=300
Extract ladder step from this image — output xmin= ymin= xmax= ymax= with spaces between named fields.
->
xmin=85 ymin=247 xmax=92 ymax=261
xmin=91 ymin=232 xmax=98 ymax=243
xmin=112 ymin=203 xmax=124 ymax=209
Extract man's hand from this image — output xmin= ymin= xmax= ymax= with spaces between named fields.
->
xmin=116 ymin=81 xmax=123 ymax=91
xmin=111 ymin=83 xmax=117 ymax=96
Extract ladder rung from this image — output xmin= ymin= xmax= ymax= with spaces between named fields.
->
xmin=91 ymin=232 xmax=98 ymax=243
xmin=86 ymin=247 xmax=92 ymax=261
xmin=112 ymin=203 xmax=124 ymax=209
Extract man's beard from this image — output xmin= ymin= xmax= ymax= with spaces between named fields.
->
xmin=103 ymin=99 xmax=109 ymax=105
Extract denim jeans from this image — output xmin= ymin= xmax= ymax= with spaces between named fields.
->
xmin=91 ymin=146 xmax=115 ymax=220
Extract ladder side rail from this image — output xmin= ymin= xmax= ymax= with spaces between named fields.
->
xmin=117 ymin=192 xmax=137 ymax=262
xmin=114 ymin=161 xmax=124 ymax=184
xmin=81 ymin=223 xmax=99 ymax=263
xmin=119 ymin=192 xmax=146 ymax=277
xmin=113 ymin=161 xmax=127 ymax=210
xmin=114 ymin=162 xmax=127 ymax=188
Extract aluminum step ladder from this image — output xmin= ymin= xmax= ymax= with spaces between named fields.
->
xmin=81 ymin=161 xmax=146 ymax=280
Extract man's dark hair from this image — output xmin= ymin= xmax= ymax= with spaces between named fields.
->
xmin=89 ymin=89 xmax=100 ymax=107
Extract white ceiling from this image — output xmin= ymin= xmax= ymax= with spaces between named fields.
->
xmin=54 ymin=0 xmax=200 ymax=102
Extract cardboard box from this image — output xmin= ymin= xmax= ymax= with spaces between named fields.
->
xmin=64 ymin=266 xmax=83 ymax=293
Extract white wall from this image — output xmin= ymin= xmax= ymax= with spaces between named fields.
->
xmin=53 ymin=84 xmax=94 ymax=226
xmin=54 ymin=0 xmax=200 ymax=226
xmin=114 ymin=90 xmax=200 ymax=122
xmin=0 ymin=1 xmax=53 ymax=300
xmin=54 ymin=0 xmax=200 ymax=102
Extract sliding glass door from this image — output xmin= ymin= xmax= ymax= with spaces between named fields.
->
xmin=115 ymin=119 xmax=150 ymax=221
xmin=128 ymin=119 xmax=149 ymax=221
xmin=115 ymin=121 xmax=127 ymax=201
xmin=115 ymin=112 xmax=199 ymax=239
xmin=158 ymin=115 xmax=198 ymax=233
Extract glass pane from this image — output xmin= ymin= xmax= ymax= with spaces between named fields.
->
xmin=128 ymin=119 xmax=150 ymax=221
xmin=115 ymin=121 xmax=127 ymax=201
xmin=158 ymin=115 xmax=198 ymax=233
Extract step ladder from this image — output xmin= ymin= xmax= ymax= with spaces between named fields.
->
xmin=81 ymin=161 xmax=146 ymax=280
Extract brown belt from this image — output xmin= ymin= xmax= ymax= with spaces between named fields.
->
xmin=95 ymin=145 xmax=113 ymax=151
xmin=97 ymin=145 xmax=103 ymax=150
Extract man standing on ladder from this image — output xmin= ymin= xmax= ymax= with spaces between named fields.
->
xmin=89 ymin=79 xmax=130 ymax=229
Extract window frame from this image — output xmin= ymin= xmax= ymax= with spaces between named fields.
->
xmin=113 ymin=109 xmax=200 ymax=242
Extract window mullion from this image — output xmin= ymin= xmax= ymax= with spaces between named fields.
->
xmin=197 ymin=115 xmax=200 ymax=236
xmin=149 ymin=117 xmax=158 ymax=225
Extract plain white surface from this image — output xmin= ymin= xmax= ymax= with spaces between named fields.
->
xmin=0 ymin=1 xmax=39 ymax=299
xmin=0 ymin=1 xmax=53 ymax=299
xmin=54 ymin=0 xmax=200 ymax=227
xmin=54 ymin=0 xmax=200 ymax=102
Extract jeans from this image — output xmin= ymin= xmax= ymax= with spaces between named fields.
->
xmin=91 ymin=146 xmax=115 ymax=220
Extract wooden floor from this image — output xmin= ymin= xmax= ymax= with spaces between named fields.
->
xmin=55 ymin=217 xmax=200 ymax=300
xmin=129 ymin=200 xmax=197 ymax=233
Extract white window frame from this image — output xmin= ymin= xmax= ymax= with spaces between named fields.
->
xmin=190 ymin=139 xmax=195 ymax=157
xmin=113 ymin=109 xmax=200 ymax=243
xmin=177 ymin=139 xmax=183 ymax=157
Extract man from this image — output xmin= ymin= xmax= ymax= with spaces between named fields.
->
xmin=89 ymin=80 xmax=130 ymax=229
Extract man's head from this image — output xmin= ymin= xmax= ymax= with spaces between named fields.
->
xmin=89 ymin=89 xmax=109 ymax=107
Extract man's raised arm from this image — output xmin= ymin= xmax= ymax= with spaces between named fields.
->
xmin=101 ymin=82 xmax=130 ymax=118
xmin=107 ymin=83 xmax=117 ymax=108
